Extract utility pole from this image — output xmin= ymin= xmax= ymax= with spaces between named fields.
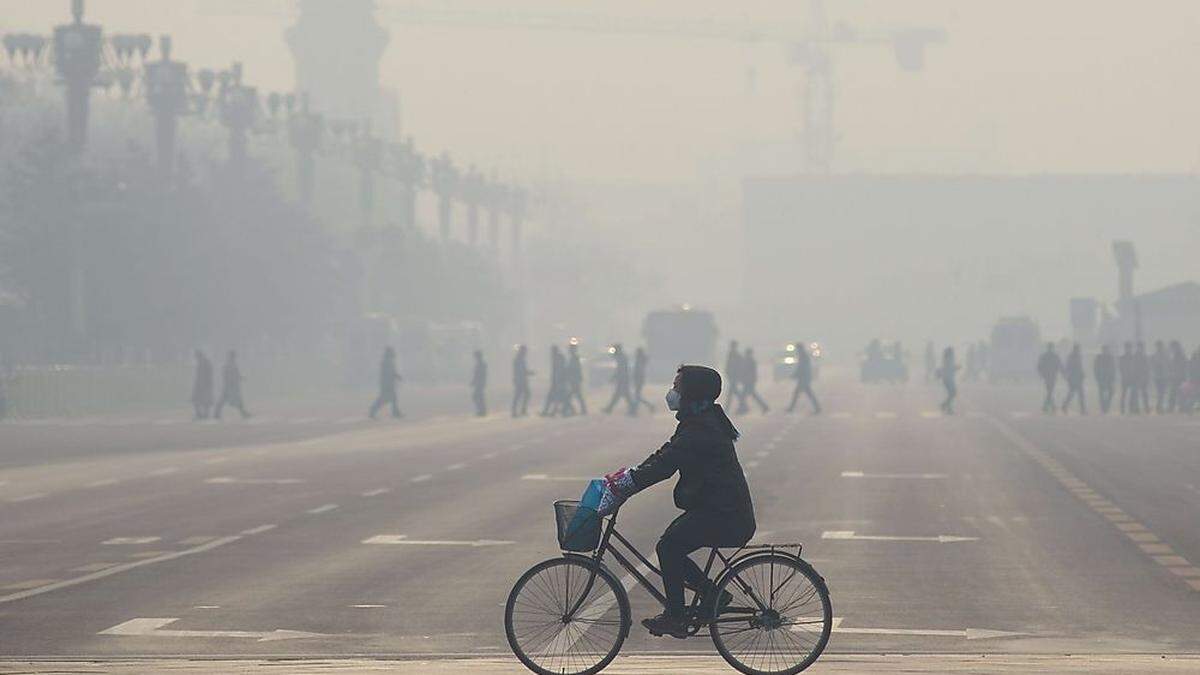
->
xmin=144 ymin=35 xmax=189 ymax=178
xmin=54 ymin=0 xmax=103 ymax=153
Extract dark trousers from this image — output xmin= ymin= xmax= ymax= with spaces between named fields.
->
xmin=1121 ymin=383 xmax=1137 ymax=414
xmin=512 ymin=382 xmax=530 ymax=417
xmin=472 ymin=387 xmax=486 ymax=416
xmin=370 ymin=389 xmax=400 ymax=419
xmin=657 ymin=511 xmax=755 ymax=616
xmin=787 ymin=380 xmax=821 ymax=413
xmin=1098 ymin=381 xmax=1114 ymax=414
xmin=604 ymin=383 xmax=634 ymax=414
xmin=1062 ymin=381 xmax=1085 ymax=414
xmin=941 ymin=379 xmax=958 ymax=413
xmin=1155 ymin=381 xmax=1168 ymax=414
xmin=215 ymin=390 xmax=249 ymax=419
xmin=1042 ymin=379 xmax=1058 ymax=413
xmin=630 ymin=381 xmax=653 ymax=416
xmin=736 ymin=383 xmax=769 ymax=414
xmin=568 ymin=383 xmax=587 ymax=415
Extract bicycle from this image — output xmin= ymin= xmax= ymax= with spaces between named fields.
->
xmin=505 ymin=500 xmax=833 ymax=675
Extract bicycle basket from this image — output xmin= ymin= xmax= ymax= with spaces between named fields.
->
xmin=555 ymin=499 xmax=602 ymax=552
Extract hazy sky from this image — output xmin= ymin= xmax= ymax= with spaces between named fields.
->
xmin=4 ymin=0 xmax=1200 ymax=183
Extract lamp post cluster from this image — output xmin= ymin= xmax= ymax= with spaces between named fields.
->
xmin=0 ymin=0 xmax=531 ymax=254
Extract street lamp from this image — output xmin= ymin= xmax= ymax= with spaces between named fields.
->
xmin=430 ymin=151 xmax=458 ymax=243
xmin=217 ymin=62 xmax=259 ymax=174
xmin=389 ymin=136 xmax=424 ymax=229
xmin=53 ymin=0 xmax=103 ymax=152
xmin=143 ymin=35 xmax=189 ymax=177
xmin=287 ymin=92 xmax=323 ymax=208
xmin=461 ymin=164 xmax=484 ymax=246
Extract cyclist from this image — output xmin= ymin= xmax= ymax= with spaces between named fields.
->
xmin=626 ymin=365 xmax=756 ymax=639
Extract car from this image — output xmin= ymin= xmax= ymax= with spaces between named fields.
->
xmin=773 ymin=342 xmax=823 ymax=382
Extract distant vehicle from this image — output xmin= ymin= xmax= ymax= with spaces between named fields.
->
xmin=586 ymin=344 xmax=616 ymax=389
xmin=988 ymin=316 xmax=1041 ymax=383
xmin=860 ymin=340 xmax=908 ymax=384
xmin=773 ymin=342 xmax=823 ymax=382
xmin=641 ymin=305 xmax=718 ymax=382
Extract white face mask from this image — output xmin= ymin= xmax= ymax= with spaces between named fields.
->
xmin=665 ymin=388 xmax=681 ymax=411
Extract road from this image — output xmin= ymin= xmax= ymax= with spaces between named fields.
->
xmin=1 ymin=377 xmax=1199 ymax=671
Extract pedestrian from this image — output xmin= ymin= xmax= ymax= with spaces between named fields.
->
xmin=1151 ymin=340 xmax=1170 ymax=414
xmin=603 ymin=344 xmax=635 ymax=415
xmin=368 ymin=346 xmax=402 ymax=419
xmin=786 ymin=341 xmax=821 ymax=414
xmin=1119 ymin=342 xmax=1136 ymax=414
xmin=723 ymin=341 xmax=742 ymax=408
xmin=1036 ymin=343 xmax=1062 ymax=414
xmin=540 ymin=345 xmax=566 ymax=416
xmin=471 ymin=350 xmax=487 ymax=417
xmin=1186 ymin=347 xmax=1200 ymax=414
xmin=630 ymin=347 xmax=654 ymax=415
xmin=938 ymin=346 xmax=960 ymax=414
xmin=190 ymin=349 xmax=214 ymax=420
xmin=214 ymin=350 xmax=251 ymax=420
xmin=565 ymin=342 xmax=587 ymax=416
xmin=1168 ymin=340 xmax=1188 ymax=413
xmin=1094 ymin=344 xmax=1116 ymax=414
xmin=924 ymin=341 xmax=936 ymax=383
xmin=1133 ymin=341 xmax=1151 ymax=414
xmin=511 ymin=344 xmax=533 ymax=417
xmin=735 ymin=347 xmax=769 ymax=414
xmin=1061 ymin=343 xmax=1086 ymax=415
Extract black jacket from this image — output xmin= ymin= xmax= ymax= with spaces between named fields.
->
xmin=632 ymin=406 xmax=755 ymax=522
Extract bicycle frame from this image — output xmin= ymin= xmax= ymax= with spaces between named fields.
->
xmin=563 ymin=509 xmax=795 ymax=625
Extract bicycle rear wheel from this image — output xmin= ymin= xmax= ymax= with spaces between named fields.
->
xmin=709 ymin=554 xmax=832 ymax=675
xmin=505 ymin=556 xmax=630 ymax=675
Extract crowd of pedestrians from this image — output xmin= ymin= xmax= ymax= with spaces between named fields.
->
xmin=1037 ymin=340 xmax=1200 ymax=415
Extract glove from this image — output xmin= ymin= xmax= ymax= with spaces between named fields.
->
xmin=605 ymin=467 xmax=636 ymax=500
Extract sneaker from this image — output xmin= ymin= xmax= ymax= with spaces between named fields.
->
xmin=641 ymin=612 xmax=690 ymax=639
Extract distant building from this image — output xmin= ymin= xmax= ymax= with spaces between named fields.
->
xmin=286 ymin=0 xmax=395 ymax=136
xmin=1100 ymin=281 xmax=1200 ymax=346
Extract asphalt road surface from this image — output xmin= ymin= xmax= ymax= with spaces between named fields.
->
xmin=1 ymin=377 xmax=1199 ymax=671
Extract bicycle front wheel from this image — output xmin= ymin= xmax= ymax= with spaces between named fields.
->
xmin=505 ymin=556 xmax=630 ymax=675
xmin=709 ymin=554 xmax=832 ymax=675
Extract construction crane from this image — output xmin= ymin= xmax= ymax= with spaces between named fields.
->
xmin=207 ymin=0 xmax=946 ymax=172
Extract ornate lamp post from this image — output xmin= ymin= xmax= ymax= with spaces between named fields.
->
xmin=53 ymin=0 xmax=103 ymax=152
xmin=217 ymin=62 xmax=259 ymax=174
xmin=430 ymin=151 xmax=458 ymax=243
xmin=287 ymin=93 xmax=323 ymax=207
xmin=143 ymin=35 xmax=189 ymax=176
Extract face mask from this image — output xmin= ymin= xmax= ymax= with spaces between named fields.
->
xmin=665 ymin=388 xmax=681 ymax=411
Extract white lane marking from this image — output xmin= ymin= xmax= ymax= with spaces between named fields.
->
xmin=814 ymin=617 xmax=1025 ymax=640
xmin=874 ymin=411 xmax=898 ymax=419
xmin=6 ymin=493 xmax=47 ymax=503
xmin=178 ymin=536 xmax=217 ymax=546
xmin=337 ymin=416 xmax=363 ymax=424
xmin=481 ymin=452 xmax=498 ymax=460
xmin=0 ymin=535 xmax=243 ymax=605
xmin=411 ymin=474 xmax=433 ymax=483
xmin=521 ymin=474 xmax=591 ymax=482
xmin=86 ymin=479 xmax=120 ymax=488
xmin=2 ymin=579 xmax=61 ymax=590
xmin=240 ymin=524 xmax=276 ymax=535
xmin=148 ymin=467 xmax=179 ymax=476
xmin=362 ymin=535 xmax=513 ymax=547
xmin=446 ymin=463 xmax=467 ymax=471
xmin=193 ymin=605 xmax=220 ymax=609
xmin=204 ymin=476 xmax=304 ymax=485
xmin=841 ymin=471 xmax=948 ymax=479
xmin=361 ymin=488 xmax=390 ymax=497
xmin=822 ymin=530 xmax=978 ymax=544
xmin=351 ymin=604 xmax=387 ymax=608
xmin=99 ymin=617 xmax=336 ymax=642
xmin=920 ymin=411 xmax=942 ymax=418
xmin=71 ymin=562 xmax=120 ymax=573
xmin=103 ymin=537 xmax=162 ymax=545
xmin=307 ymin=504 xmax=339 ymax=514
